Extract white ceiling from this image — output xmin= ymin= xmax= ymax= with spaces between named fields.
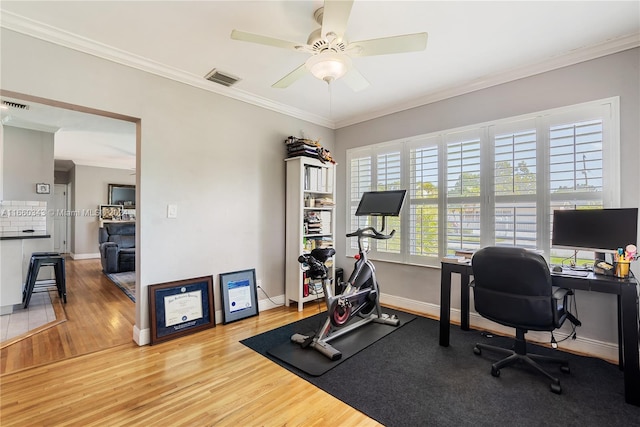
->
xmin=1 ymin=1 xmax=639 ymax=167
xmin=1 ymin=96 xmax=137 ymax=171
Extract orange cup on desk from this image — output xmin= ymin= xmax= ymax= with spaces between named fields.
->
xmin=615 ymin=260 xmax=630 ymax=278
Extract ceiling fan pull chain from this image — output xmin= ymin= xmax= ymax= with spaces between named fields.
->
xmin=328 ymin=81 xmax=333 ymax=119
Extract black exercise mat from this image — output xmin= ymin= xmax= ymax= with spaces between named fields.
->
xmin=265 ymin=308 xmax=415 ymax=376
xmin=242 ymin=310 xmax=640 ymax=427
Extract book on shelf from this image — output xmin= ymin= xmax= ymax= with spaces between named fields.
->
xmin=308 ymin=281 xmax=323 ymax=295
xmin=304 ymin=165 xmax=332 ymax=193
xmin=315 ymin=197 xmax=334 ymax=206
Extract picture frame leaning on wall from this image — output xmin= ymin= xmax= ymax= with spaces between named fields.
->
xmin=219 ymin=269 xmax=259 ymax=324
xmin=148 ymin=275 xmax=215 ymax=345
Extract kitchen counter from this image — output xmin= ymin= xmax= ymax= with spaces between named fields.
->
xmin=0 ymin=231 xmax=51 ymax=240
xmin=1 ymin=232 xmax=53 ymax=314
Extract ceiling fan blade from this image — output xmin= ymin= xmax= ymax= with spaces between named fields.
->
xmin=348 ymin=32 xmax=428 ymax=57
xmin=231 ymin=29 xmax=302 ymax=51
xmin=321 ymin=0 xmax=354 ymax=41
xmin=341 ymin=67 xmax=370 ymax=92
xmin=272 ymin=64 xmax=309 ymax=88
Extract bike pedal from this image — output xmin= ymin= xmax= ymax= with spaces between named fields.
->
xmin=301 ymin=336 xmax=314 ymax=348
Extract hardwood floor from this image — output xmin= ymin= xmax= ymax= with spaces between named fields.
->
xmin=0 ymin=258 xmax=135 ymax=374
xmin=0 ymin=259 xmax=381 ymax=426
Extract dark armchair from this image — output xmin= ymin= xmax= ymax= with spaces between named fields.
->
xmin=470 ymin=246 xmax=581 ymax=394
xmin=99 ymin=223 xmax=135 ymax=274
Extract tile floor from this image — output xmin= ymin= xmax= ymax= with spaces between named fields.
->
xmin=0 ymin=292 xmax=56 ymax=342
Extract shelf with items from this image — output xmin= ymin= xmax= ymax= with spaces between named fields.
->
xmin=285 ymin=156 xmax=336 ymax=311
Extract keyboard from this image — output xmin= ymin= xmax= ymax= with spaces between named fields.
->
xmin=557 ymin=269 xmax=590 ymax=277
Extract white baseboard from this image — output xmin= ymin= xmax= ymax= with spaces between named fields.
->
xmin=381 ymin=293 xmax=619 ymax=364
xmin=133 ymin=324 xmax=150 ymax=346
xmin=259 ymin=294 xmax=285 ymax=312
xmin=70 ymin=252 xmax=100 ymax=260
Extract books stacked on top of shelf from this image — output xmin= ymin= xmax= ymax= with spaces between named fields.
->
xmin=284 ymin=136 xmax=335 ymax=163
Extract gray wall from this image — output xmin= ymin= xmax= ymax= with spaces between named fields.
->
xmin=1 ymin=28 xmax=335 ymax=343
xmin=71 ymin=165 xmax=135 ymax=256
xmin=2 ymin=126 xmax=55 ymax=237
xmin=1 ymin=126 xmax=55 ymax=263
xmin=2 ymin=126 xmax=55 ymax=204
xmin=334 ymin=48 xmax=640 ymax=354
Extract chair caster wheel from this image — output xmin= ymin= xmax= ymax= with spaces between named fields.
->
xmin=550 ymin=383 xmax=562 ymax=394
xmin=473 ymin=346 xmax=481 ymax=355
xmin=491 ymin=367 xmax=500 ymax=377
xmin=560 ymin=365 xmax=570 ymax=374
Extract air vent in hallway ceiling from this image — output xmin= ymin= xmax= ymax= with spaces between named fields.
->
xmin=1 ymin=100 xmax=30 ymax=110
xmin=204 ymin=69 xmax=241 ymax=87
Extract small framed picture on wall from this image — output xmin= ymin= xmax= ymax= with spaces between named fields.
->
xmin=36 ymin=183 xmax=50 ymax=194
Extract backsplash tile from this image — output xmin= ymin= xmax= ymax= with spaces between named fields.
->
xmin=0 ymin=201 xmax=47 ymax=232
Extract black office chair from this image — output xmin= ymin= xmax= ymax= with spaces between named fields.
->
xmin=470 ymin=246 xmax=580 ymax=394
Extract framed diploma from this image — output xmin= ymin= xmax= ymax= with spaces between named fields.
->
xmin=219 ymin=269 xmax=259 ymax=324
xmin=148 ymin=276 xmax=215 ymax=345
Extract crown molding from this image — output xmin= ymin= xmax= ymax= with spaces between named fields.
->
xmin=335 ymin=32 xmax=640 ymax=128
xmin=0 ymin=11 xmax=334 ymax=128
xmin=2 ymin=11 xmax=638 ymax=131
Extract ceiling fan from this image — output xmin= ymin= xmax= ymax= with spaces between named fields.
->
xmin=230 ymin=0 xmax=428 ymax=91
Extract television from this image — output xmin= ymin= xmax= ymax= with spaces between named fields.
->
xmin=355 ymin=190 xmax=407 ymax=217
xmin=551 ymin=208 xmax=638 ymax=254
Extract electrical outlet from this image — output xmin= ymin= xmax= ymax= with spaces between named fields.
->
xmin=256 ymin=279 xmax=262 ymax=288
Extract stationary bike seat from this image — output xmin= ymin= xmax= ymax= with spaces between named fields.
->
xmin=310 ymin=247 xmax=336 ymax=263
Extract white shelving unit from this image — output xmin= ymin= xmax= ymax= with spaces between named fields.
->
xmin=285 ymin=156 xmax=336 ymax=311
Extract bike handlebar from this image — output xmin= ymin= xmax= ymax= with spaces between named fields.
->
xmin=346 ymin=226 xmax=396 ymax=240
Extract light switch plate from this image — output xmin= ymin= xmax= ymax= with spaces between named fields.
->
xmin=167 ymin=204 xmax=178 ymax=218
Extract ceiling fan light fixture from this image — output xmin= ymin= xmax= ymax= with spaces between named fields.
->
xmin=305 ymin=52 xmax=352 ymax=83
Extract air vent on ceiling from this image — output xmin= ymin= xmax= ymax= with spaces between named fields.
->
xmin=204 ymin=69 xmax=241 ymax=87
xmin=2 ymin=100 xmax=30 ymax=110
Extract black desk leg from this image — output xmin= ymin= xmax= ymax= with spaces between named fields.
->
xmin=439 ymin=267 xmax=452 ymax=347
xmin=460 ymin=273 xmax=470 ymax=331
xmin=617 ymin=295 xmax=623 ymax=371
xmin=620 ymin=283 xmax=640 ymax=406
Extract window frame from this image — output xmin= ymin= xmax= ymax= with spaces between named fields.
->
xmin=345 ymin=97 xmax=620 ymax=267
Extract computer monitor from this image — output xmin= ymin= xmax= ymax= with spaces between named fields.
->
xmin=355 ymin=190 xmax=406 ymax=217
xmin=551 ymin=208 xmax=638 ymax=254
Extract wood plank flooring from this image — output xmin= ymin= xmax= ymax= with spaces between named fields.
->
xmin=0 ymin=259 xmax=381 ymax=426
xmin=0 ymin=258 xmax=135 ymax=374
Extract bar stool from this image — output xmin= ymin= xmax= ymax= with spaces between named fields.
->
xmin=22 ymin=252 xmax=67 ymax=309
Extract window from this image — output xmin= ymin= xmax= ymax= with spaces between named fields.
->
xmin=445 ymin=132 xmax=482 ymax=255
xmin=346 ymin=98 xmax=619 ymax=267
xmin=409 ymin=138 xmax=439 ymax=259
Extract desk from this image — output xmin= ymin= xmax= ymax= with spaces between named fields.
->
xmin=439 ymin=259 xmax=640 ymax=406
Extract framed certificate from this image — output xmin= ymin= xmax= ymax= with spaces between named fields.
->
xmin=219 ymin=269 xmax=259 ymax=324
xmin=148 ymin=276 xmax=215 ymax=345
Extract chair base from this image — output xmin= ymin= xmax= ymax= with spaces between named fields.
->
xmin=473 ymin=330 xmax=569 ymax=394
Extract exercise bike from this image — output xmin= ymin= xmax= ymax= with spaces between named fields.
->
xmin=291 ymin=190 xmax=406 ymax=361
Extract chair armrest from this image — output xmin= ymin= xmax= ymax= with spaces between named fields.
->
xmin=100 ymin=242 xmax=120 ymax=273
xmin=552 ymin=287 xmax=572 ymax=301
xmin=100 ymin=241 xmax=119 ymax=254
